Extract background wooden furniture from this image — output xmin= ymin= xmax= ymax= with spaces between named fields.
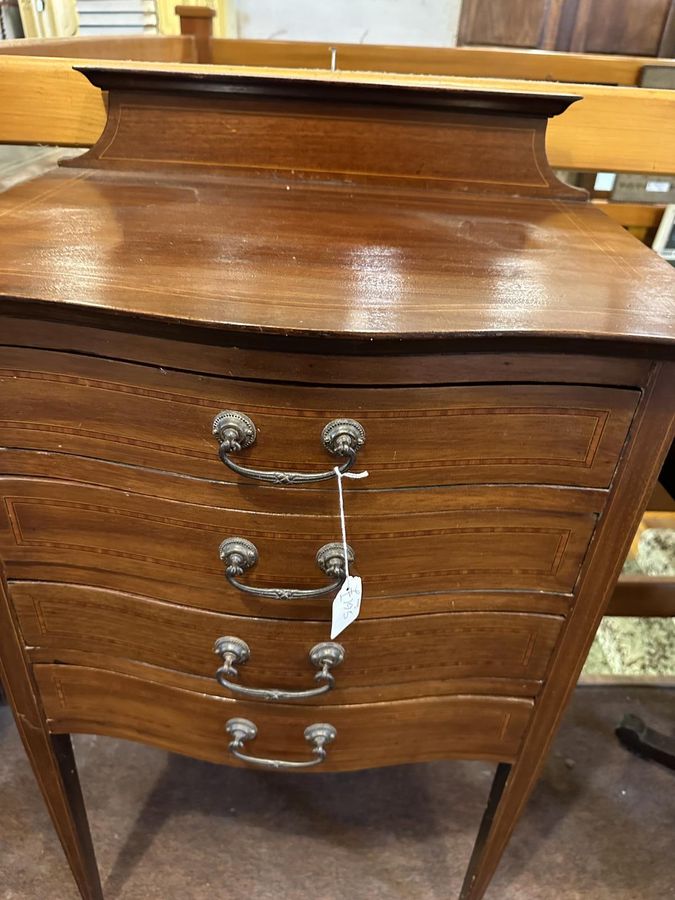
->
xmin=458 ymin=0 xmax=675 ymax=57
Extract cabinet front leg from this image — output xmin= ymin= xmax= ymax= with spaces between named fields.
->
xmin=0 ymin=569 xmax=103 ymax=900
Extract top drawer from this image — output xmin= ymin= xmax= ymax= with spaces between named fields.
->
xmin=0 ymin=349 xmax=638 ymax=489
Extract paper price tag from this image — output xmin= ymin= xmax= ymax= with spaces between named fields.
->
xmin=331 ymin=575 xmax=362 ymax=639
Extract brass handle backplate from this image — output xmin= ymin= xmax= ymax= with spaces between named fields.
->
xmin=213 ymin=411 xmax=365 ymax=484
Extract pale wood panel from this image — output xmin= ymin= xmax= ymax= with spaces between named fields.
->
xmin=0 ymin=56 xmax=674 ymax=173
xmin=0 ymin=56 xmax=107 ymax=146
xmin=5 ymin=36 xmax=674 ymax=87
xmin=593 ymin=200 xmax=666 ymax=229
xmin=210 ymin=40 xmax=675 ymax=86
xmin=0 ymin=35 xmax=195 ymax=62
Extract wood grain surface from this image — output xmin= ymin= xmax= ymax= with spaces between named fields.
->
xmin=0 ymin=169 xmax=673 ymax=344
xmin=36 ymin=664 xmax=533 ymax=769
xmin=68 ymin=68 xmax=580 ymax=202
xmin=1 ymin=55 xmax=675 ymax=175
xmin=0 ymin=477 xmax=599 ymax=603
xmin=207 ymin=41 xmax=675 ymax=86
xmin=0 ymin=348 xmax=638 ymax=489
xmin=0 ymin=315 xmax=656 ymax=385
xmin=12 ymin=582 xmax=563 ymax=702
xmin=4 ymin=37 xmax=673 ymax=86
xmin=0 ymin=62 xmax=672 ymax=900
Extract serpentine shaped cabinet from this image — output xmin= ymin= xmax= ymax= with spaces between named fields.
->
xmin=0 ymin=67 xmax=673 ymax=900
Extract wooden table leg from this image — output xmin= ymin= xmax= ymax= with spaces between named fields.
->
xmin=0 ymin=567 xmax=103 ymax=900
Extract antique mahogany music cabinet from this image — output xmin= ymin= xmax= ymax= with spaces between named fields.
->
xmin=0 ymin=66 xmax=673 ymax=900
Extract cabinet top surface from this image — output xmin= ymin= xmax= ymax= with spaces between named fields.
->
xmin=0 ymin=165 xmax=673 ymax=346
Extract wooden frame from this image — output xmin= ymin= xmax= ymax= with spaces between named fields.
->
xmin=0 ymin=52 xmax=674 ymax=174
xmin=4 ymin=35 xmax=675 ymax=85
xmin=208 ymin=40 xmax=675 ymax=86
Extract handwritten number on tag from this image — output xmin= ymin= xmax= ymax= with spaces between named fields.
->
xmin=331 ymin=575 xmax=363 ymax=639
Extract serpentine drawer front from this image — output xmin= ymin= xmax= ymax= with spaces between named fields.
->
xmin=0 ymin=68 xmax=673 ymax=900
xmin=34 ymin=665 xmax=534 ymax=771
xmin=0 ymin=348 xmax=638 ymax=490
xmin=0 ymin=477 xmax=599 ymax=603
xmin=14 ymin=582 xmax=564 ymax=703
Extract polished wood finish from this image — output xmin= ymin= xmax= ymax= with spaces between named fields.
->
xmin=36 ymin=665 xmax=533 ymax=770
xmin=459 ymin=363 xmax=675 ymax=900
xmin=0 ymin=315 xmax=654 ymax=384
xmin=1 ymin=56 xmax=675 ymax=174
xmin=0 ymin=172 xmax=673 ymax=343
xmin=0 ymin=477 xmax=599 ymax=599
xmin=69 ymin=67 xmax=581 ymax=202
xmin=0 ymin=348 xmax=638 ymax=488
xmin=0 ymin=68 xmax=673 ymax=900
xmin=12 ymin=582 xmax=564 ymax=701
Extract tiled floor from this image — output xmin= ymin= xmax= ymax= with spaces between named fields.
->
xmin=1 ymin=686 xmax=673 ymax=900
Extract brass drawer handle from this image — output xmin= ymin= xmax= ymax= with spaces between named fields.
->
xmin=213 ymin=411 xmax=366 ymax=484
xmin=225 ymin=717 xmax=336 ymax=770
xmin=214 ymin=637 xmax=345 ymax=702
xmin=219 ymin=538 xmax=354 ymax=600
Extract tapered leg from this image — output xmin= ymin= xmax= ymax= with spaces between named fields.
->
xmin=460 ymin=368 xmax=675 ymax=900
xmin=0 ymin=568 xmax=103 ymax=900
xmin=460 ymin=763 xmax=511 ymax=899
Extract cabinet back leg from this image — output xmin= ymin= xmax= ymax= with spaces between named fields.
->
xmin=459 ymin=763 xmax=511 ymax=900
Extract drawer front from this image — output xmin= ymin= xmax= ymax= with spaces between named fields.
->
xmin=0 ymin=479 xmax=597 ymax=607
xmin=15 ymin=582 xmax=563 ymax=701
xmin=0 ymin=348 xmax=637 ymax=489
xmin=35 ymin=665 xmax=533 ymax=769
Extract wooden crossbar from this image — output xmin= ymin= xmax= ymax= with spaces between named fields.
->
xmin=210 ymin=40 xmax=675 ymax=87
xmin=0 ymin=55 xmax=673 ymax=174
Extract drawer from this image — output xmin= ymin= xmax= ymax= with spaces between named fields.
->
xmin=0 ymin=478 xmax=598 ymax=610
xmin=15 ymin=582 xmax=563 ymax=702
xmin=0 ymin=348 xmax=638 ymax=489
xmin=35 ymin=665 xmax=533 ymax=769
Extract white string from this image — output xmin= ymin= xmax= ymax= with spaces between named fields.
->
xmin=334 ymin=466 xmax=368 ymax=579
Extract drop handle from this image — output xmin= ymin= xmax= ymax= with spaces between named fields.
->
xmin=225 ymin=718 xmax=336 ymax=770
xmin=214 ymin=637 xmax=345 ymax=701
xmin=219 ymin=538 xmax=354 ymax=601
xmin=212 ymin=411 xmax=366 ymax=484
